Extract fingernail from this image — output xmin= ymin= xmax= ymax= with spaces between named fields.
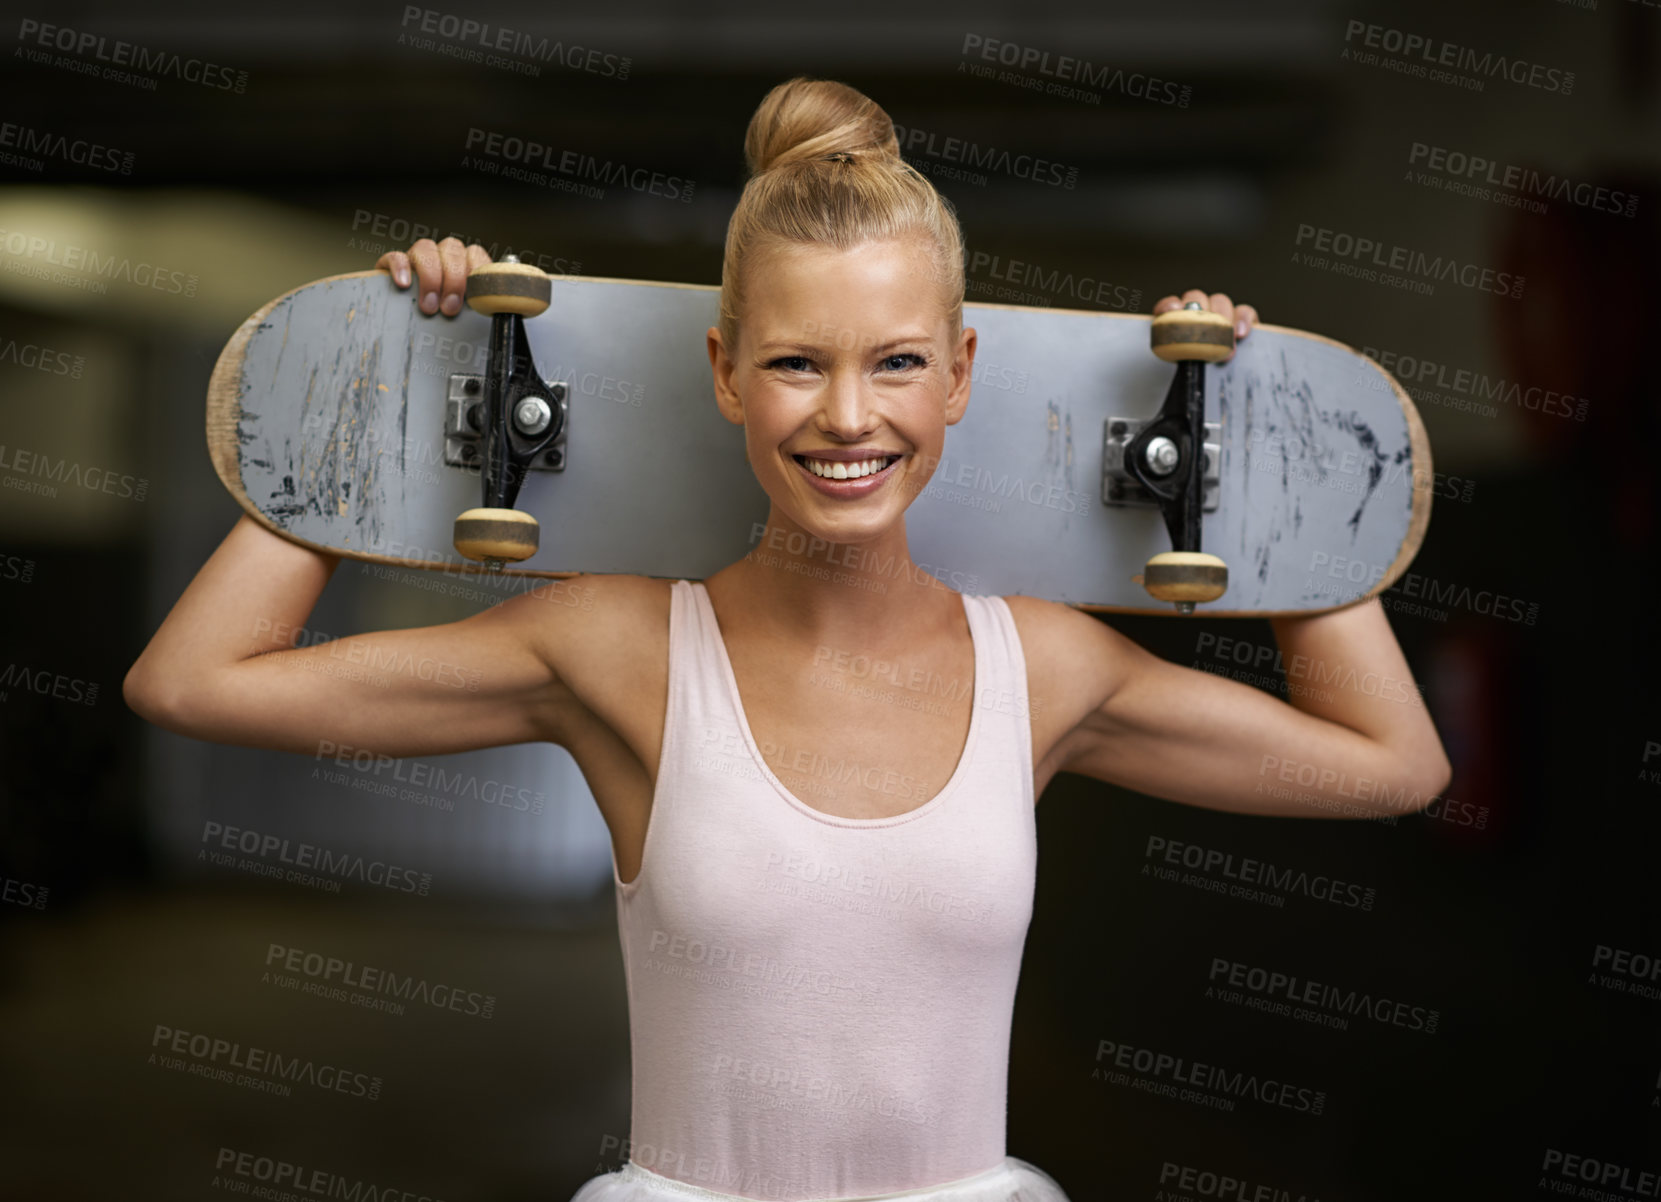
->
xmin=396 ymin=268 xmax=409 ymax=287
xmin=422 ymin=291 xmax=437 ymax=312
xmin=1236 ymin=319 xmax=1248 ymax=338
xmin=440 ymin=294 xmax=461 ymax=316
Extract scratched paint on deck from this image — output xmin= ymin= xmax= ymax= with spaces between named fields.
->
xmin=229 ymin=274 xmax=1419 ymax=611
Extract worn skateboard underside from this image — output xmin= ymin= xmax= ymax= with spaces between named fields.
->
xmin=207 ymin=271 xmax=1430 ymax=616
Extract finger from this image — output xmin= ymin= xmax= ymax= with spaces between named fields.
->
xmin=408 ymin=239 xmax=442 ymax=314
xmin=437 ymin=237 xmax=469 ymax=317
xmin=1208 ymin=292 xmax=1235 ymax=325
xmin=465 ymin=243 xmax=493 ymax=275
xmin=1180 ymin=288 xmax=1209 ymax=309
xmin=1152 ymin=294 xmax=1182 ymax=314
xmin=375 ymin=250 xmax=412 ymax=289
xmin=1235 ymin=304 xmax=1258 ymax=338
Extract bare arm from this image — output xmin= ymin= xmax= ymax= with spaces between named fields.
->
xmin=1046 ymin=597 xmax=1451 ymax=819
xmin=123 ymin=515 xmax=585 ymax=758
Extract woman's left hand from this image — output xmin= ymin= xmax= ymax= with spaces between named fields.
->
xmin=1151 ymin=290 xmax=1258 ymax=362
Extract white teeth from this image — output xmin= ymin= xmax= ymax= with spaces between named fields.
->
xmin=803 ymin=456 xmax=892 ymax=480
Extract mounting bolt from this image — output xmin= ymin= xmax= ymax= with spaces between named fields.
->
xmin=513 ymin=396 xmax=553 ymax=436
xmin=1184 ymin=300 xmax=1205 ymax=310
xmin=1143 ymin=436 xmax=1180 ymax=476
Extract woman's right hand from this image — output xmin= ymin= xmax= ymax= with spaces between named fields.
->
xmin=377 ymin=236 xmax=493 ymax=318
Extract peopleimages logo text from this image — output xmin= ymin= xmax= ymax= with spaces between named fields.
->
xmin=960 ymin=34 xmax=1191 ymax=106
xmin=1295 ymin=224 xmax=1523 ymax=297
xmin=399 ymin=7 xmax=630 ymax=77
xmin=16 ymin=19 xmax=249 ymax=91
xmin=1342 ymin=19 xmax=1574 ymax=93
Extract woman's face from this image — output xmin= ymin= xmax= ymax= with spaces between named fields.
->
xmin=707 ymin=236 xmax=976 ymax=548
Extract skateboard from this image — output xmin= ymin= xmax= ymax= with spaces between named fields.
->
xmin=206 ymin=262 xmax=1431 ymax=616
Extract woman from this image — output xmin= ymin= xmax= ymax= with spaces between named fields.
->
xmin=126 ymin=77 xmax=1450 ymax=1202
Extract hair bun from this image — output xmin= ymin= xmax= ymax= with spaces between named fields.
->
xmin=744 ymin=77 xmax=901 ymax=177
xmin=718 ymin=76 xmax=967 ymax=351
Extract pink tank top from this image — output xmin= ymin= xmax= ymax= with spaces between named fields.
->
xmin=609 ymin=579 xmax=1039 ymax=1201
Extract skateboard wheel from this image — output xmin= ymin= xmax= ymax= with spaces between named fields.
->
xmin=1150 ymin=309 xmax=1235 ymax=363
xmin=465 ymin=262 xmax=552 ymax=317
xmin=1143 ymin=551 xmax=1228 ymax=604
xmin=454 ymin=507 xmax=539 ymax=563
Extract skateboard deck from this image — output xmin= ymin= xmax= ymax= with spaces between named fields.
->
xmin=207 ymin=270 xmax=1430 ymax=615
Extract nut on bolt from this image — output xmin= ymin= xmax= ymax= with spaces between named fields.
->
xmin=1143 ymin=436 xmax=1179 ymax=476
xmin=513 ymin=396 xmax=553 ymax=436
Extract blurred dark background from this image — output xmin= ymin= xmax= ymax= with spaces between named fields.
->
xmin=2 ymin=1 xmax=1659 ymax=1199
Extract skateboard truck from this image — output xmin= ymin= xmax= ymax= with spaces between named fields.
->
xmin=1104 ymin=301 xmax=1233 ymax=614
xmin=450 ymin=256 xmax=568 ymax=572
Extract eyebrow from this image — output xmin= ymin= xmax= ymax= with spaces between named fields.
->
xmin=756 ymin=337 xmax=934 ymax=355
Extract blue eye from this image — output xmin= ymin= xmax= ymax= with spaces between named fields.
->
xmin=882 ymin=353 xmax=928 ymax=371
xmin=768 ymin=356 xmax=813 ymax=371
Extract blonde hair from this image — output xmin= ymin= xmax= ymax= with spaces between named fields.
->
xmin=717 ymin=77 xmax=966 ymax=350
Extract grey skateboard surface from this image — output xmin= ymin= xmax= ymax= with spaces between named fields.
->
xmin=208 ymin=270 xmax=1429 ymax=615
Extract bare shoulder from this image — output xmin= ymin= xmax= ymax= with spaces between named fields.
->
xmin=999 ymin=593 xmax=1115 ymax=701
xmin=998 ymin=594 xmax=1141 ymax=758
xmin=490 ymin=572 xmax=672 ymax=743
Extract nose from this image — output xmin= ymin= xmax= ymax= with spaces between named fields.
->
xmin=818 ymin=364 xmax=878 ymax=439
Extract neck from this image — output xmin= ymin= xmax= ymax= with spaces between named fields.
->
xmin=716 ymin=507 xmax=961 ymax=645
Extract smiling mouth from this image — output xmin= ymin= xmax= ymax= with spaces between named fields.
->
xmin=792 ymin=454 xmax=901 ymax=481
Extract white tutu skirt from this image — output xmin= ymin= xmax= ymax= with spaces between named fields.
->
xmin=570 ymin=1156 xmax=1070 ymax=1202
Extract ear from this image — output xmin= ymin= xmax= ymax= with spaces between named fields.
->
xmin=944 ymin=325 xmax=976 ymax=426
xmin=707 ymin=326 xmax=745 ymax=426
